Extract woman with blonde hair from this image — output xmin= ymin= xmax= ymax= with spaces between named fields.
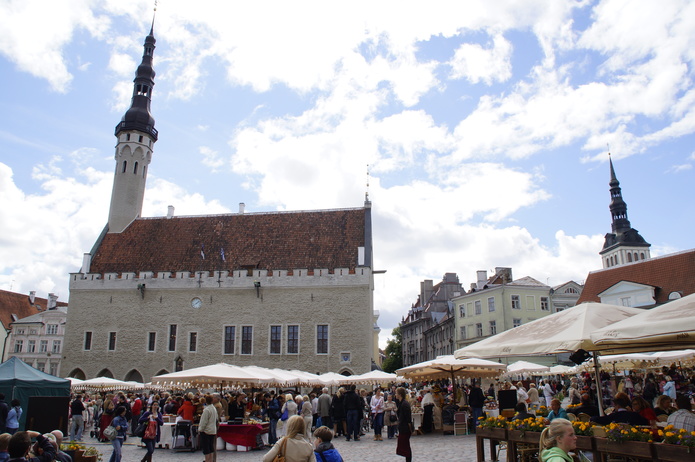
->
xmin=263 ymin=415 xmax=315 ymax=462
xmin=278 ymin=393 xmax=298 ymax=438
xmin=539 ymin=418 xmax=576 ymax=462
xmin=300 ymin=395 xmax=313 ymax=441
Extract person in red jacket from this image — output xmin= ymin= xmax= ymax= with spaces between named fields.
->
xmin=177 ymin=396 xmax=195 ymax=421
xmin=131 ymin=395 xmax=143 ymax=436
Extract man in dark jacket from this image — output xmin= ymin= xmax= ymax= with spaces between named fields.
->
xmin=573 ymin=393 xmax=600 ymax=417
xmin=0 ymin=393 xmax=9 ymax=433
xmin=469 ymin=383 xmax=486 ymax=426
xmin=264 ymin=393 xmax=280 ymax=445
xmin=343 ymin=385 xmax=362 ymax=441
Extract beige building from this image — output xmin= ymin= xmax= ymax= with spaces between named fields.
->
xmin=8 ymin=303 xmax=67 ymax=376
xmin=453 ymin=268 xmax=582 ymax=354
xmin=62 ymin=27 xmax=375 ymax=382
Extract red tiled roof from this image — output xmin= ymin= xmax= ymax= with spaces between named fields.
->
xmin=0 ymin=291 xmax=67 ymax=329
xmin=577 ymin=249 xmax=695 ymax=305
xmin=90 ymin=208 xmax=367 ymax=274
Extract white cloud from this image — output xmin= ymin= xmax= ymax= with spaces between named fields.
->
xmin=666 ymin=163 xmax=692 ymax=173
xmin=449 ymin=34 xmax=513 ymax=85
xmin=199 ymin=146 xmax=225 ymax=172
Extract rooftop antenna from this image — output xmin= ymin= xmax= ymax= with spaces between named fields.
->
xmin=365 ymin=164 xmax=370 ymax=201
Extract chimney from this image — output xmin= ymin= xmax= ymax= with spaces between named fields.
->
xmin=48 ymin=293 xmax=58 ymax=310
xmin=82 ymin=253 xmax=91 ymax=274
xmin=469 ymin=283 xmax=477 ymax=292
xmin=239 ymin=203 xmax=245 ymax=214
xmin=167 ymin=205 xmax=175 ymax=219
xmin=495 ymin=267 xmax=512 ymax=284
xmin=476 ymin=270 xmax=487 ymax=289
xmin=29 ymin=291 xmax=36 ymax=304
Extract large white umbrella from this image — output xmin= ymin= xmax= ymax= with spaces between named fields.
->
xmin=591 ymin=293 xmax=695 ymax=354
xmin=150 ymin=363 xmax=271 ymax=388
xmin=454 ymin=302 xmax=644 ymax=359
xmin=540 ymin=365 xmax=578 ymax=376
xmin=317 ymin=372 xmax=345 ymax=386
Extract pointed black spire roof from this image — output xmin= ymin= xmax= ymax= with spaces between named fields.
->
xmin=114 ymin=24 xmax=158 ymax=140
xmin=601 ymin=155 xmax=650 ymax=251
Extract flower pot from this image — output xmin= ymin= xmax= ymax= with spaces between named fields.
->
xmin=476 ymin=427 xmax=507 ymax=440
xmin=508 ymin=430 xmax=542 ymax=444
xmin=594 ymin=438 xmax=655 ymax=459
xmin=575 ymin=435 xmax=594 ymax=452
xmin=653 ymin=442 xmax=693 ymax=461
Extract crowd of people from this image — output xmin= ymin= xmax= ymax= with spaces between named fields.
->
xmin=1 ymin=362 xmax=693 ymax=462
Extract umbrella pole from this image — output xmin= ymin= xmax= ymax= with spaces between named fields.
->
xmin=592 ymin=353 xmax=605 ymax=416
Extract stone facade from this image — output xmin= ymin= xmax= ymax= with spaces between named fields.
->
xmin=8 ymin=305 xmax=67 ymax=376
xmin=63 ymin=267 xmax=373 ymax=381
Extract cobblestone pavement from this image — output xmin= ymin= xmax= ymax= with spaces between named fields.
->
xmin=94 ymin=431 xmax=488 ymax=462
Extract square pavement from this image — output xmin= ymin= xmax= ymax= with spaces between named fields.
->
xmin=104 ymin=431 xmax=486 ymax=461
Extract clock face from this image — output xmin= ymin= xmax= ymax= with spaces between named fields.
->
xmin=191 ymin=297 xmax=202 ymax=309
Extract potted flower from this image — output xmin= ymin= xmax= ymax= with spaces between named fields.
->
xmin=594 ymin=423 xmax=655 ymax=459
xmin=654 ymin=425 xmax=695 ymax=461
xmin=535 ymin=406 xmax=548 ymax=417
xmin=80 ymin=446 xmax=103 ymax=462
xmin=61 ymin=441 xmax=85 ymax=460
xmin=508 ymin=416 xmax=546 ymax=440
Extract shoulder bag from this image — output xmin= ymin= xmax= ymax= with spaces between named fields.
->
xmin=134 ymin=420 xmax=147 ymax=438
xmin=103 ymin=424 xmax=117 ymax=441
xmin=272 ymin=437 xmax=288 ymax=462
xmin=280 ymin=408 xmax=289 ymax=421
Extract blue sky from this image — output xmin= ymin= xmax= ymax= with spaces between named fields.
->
xmin=1 ymin=0 xmax=694 ymax=348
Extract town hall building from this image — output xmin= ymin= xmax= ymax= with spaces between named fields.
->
xmin=61 ymin=25 xmax=376 ymax=382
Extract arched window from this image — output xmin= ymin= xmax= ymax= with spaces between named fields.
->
xmin=143 ymin=165 xmax=147 ymax=178
xmin=97 ymin=368 xmax=114 ymax=378
xmin=133 ymin=162 xmax=138 ymax=174
xmin=122 ymin=160 xmax=127 ymax=173
xmin=640 ymin=252 xmax=645 ymax=260
xmin=124 ymin=369 xmax=144 ymax=382
xmin=68 ymin=368 xmax=86 ymax=380
xmin=627 ymin=253 xmax=632 ymax=262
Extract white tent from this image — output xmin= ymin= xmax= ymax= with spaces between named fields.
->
xmin=339 ymin=370 xmax=401 ymax=385
xmin=73 ymin=376 xmax=138 ymax=391
xmin=504 ymin=360 xmax=550 ymax=375
xmin=591 ymin=294 xmax=695 ymax=354
xmin=150 ymin=363 xmax=271 ymax=388
xmin=317 ymin=372 xmax=345 ymax=386
xmin=541 ymin=365 xmax=578 ymax=376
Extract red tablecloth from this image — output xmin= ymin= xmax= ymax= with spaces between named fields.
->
xmin=217 ymin=423 xmax=269 ymax=448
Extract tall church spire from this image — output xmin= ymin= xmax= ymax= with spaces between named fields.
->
xmin=107 ymin=23 xmax=158 ymax=233
xmin=599 ymin=154 xmax=650 ymax=268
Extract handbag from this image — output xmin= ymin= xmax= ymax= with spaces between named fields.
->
xmin=144 ymin=420 xmax=157 ymax=440
xmin=134 ymin=421 xmax=147 ymax=438
xmin=272 ymin=437 xmax=288 ymax=462
xmin=103 ymin=425 xmax=117 ymax=441
xmin=389 ymin=412 xmax=398 ymax=423
xmin=280 ymin=408 xmax=289 ymax=421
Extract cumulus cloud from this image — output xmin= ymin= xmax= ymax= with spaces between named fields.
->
xmin=449 ymin=34 xmax=513 ymax=85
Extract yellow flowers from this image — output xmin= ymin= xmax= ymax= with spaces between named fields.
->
xmin=571 ymin=420 xmax=594 ymax=436
xmin=604 ymin=423 xmax=652 ymax=443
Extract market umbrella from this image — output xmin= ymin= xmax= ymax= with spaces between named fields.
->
xmin=591 ymin=293 xmax=695 ymax=354
xmin=396 ymin=355 xmax=506 ymax=398
xmin=317 ymin=372 xmax=344 ymax=386
xmin=454 ymin=302 xmax=644 ymax=359
xmin=150 ymin=363 xmax=271 ymax=389
xmin=541 ymin=365 xmax=578 ymax=376
xmin=650 ymin=349 xmax=695 ymax=367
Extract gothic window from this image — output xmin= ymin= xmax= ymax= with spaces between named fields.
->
xmin=122 ymin=160 xmax=127 ymax=173
xmin=640 ymin=252 xmax=645 ymax=260
xmin=627 ymin=253 xmax=632 ymax=262
xmin=133 ymin=162 xmax=138 ymax=174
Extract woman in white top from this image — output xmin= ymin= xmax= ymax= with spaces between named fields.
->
xmin=278 ymin=393 xmax=298 ymax=438
xmin=370 ymin=388 xmax=385 ymax=441
xmin=263 ymin=415 xmax=315 ymax=462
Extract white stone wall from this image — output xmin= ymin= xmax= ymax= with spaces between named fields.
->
xmin=63 ymin=269 xmax=373 ymax=381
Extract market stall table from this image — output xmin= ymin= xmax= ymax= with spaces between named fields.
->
xmin=217 ymin=422 xmax=269 ymax=449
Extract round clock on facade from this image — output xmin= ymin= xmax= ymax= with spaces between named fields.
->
xmin=191 ymin=297 xmax=202 ymax=309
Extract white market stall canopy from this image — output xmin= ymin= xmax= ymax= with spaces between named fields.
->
xmin=151 ymin=363 xmax=272 ymax=389
xmin=591 ymin=294 xmax=695 ymax=354
xmin=337 ymin=370 xmax=403 ymax=385
xmin=503 ymin=360 xmax=550 ymax=376
xmin=72 ymin=377 xmax=142 ymax=391
xmin=454 ymin=302 xmax=645 ymax=359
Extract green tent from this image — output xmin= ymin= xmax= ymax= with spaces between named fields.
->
xmin=0 ymin=356 xmax=70 ymax=431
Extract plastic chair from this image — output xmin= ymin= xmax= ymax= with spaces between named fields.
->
xmin=453 ymin=412 xmax=468 ymax=435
